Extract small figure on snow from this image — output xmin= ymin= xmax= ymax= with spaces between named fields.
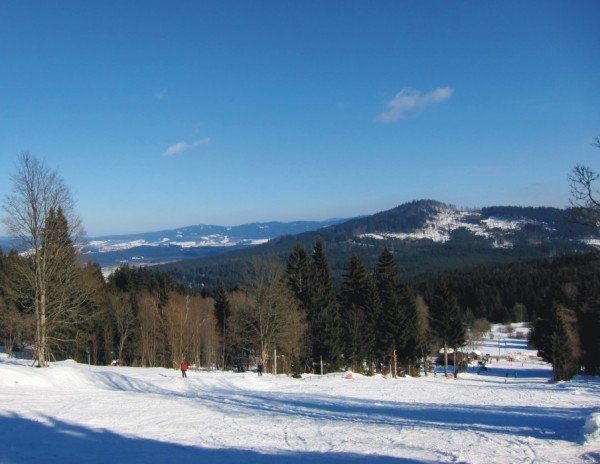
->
xmin=257 ymin=361 xmax=264 ymax=376
xmin=180 ymin=360 xmax=189 ymax=378
xmin=505 ymin=371 xmax=509 ymax=383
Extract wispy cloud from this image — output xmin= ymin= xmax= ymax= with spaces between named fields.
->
xmin=153 ymin=89 xmax=167 ymax=100
xmin=377 ymin=87 xmax=453 ymax=123
xmin=164 ymin=137 xmax=211 ymax=156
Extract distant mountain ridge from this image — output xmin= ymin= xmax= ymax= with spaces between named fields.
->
xmin=79 ymin=219 xmax=346 ymax=271
xmin=3 ymin=200 xmax=598 ymax=282
xmin=157 ymin=200 xmax=600 ymax=287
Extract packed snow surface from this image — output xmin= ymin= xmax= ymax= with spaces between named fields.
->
xmin=1 ymin=331 xmax=598 ymax=463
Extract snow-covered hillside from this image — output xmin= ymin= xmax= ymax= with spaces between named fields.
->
xmin=1 ymin=331 xmax=598 ymax=464
xmin=359 ymin=204 xmax=553 ymax=249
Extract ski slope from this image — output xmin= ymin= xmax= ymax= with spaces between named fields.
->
xmin=0 ymin=333 xmax=598 ymax=463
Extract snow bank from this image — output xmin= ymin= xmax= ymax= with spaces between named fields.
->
xmin=583 ymin=412 xmax=600 ymax=443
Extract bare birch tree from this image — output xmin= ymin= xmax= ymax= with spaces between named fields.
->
xmin=2 ymin=152 xmax=89 ymax=366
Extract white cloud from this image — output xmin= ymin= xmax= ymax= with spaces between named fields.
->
xmin=153 ymin=89 xmax=167 ymax=100
xmin=164 ymin=137 xmax=211 ymax=156
xmin=377 ymin=87 xmax=453 ymax=123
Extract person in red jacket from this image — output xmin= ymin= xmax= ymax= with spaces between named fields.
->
xmin=180 ymin=360 xmax=189 ymax=378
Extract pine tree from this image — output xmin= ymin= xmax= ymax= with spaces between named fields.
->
xmin=429 ymin=280 xmax=466 ymax=377
xmin=579 ymin=298 xmax=600 ymax=375
xmin=340 ymin=252 xmax=369 ymax=372
xmin=534 ymin=304 xmax=581 ymax=381
xmin=396 ymin=280 xmax=420 ymax=375
xmin=285 ymin=243 xmax=313 ymax=371
xmin=40 ymin=206 xmax=96 ymax=361
xmin=214 ymin=281 xmax=231 ymax=369
xmin=285 ymin=243 xmax=312 ymax=311
xmin=362 ymin=274 xmax=381 ymax=374
xmin=310 ymin=238 xmax=342 ymax=372
xmin=374 ymin=248 xmax=404 ymax=376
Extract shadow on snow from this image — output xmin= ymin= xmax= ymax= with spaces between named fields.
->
xmin=196 ymin=389 xmax=591 ymax=444
xmin=0 ymin=412 xmax=429 ymax=464
xmin=84 ymin=369 xmax=592 ymax=445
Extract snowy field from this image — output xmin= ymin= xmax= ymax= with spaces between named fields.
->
xmin=1 ymin=328 xmax=599 ymax=463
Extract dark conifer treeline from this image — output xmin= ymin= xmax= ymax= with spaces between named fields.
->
xmin=283 ymin=241 xmax=435 ymax=376
xmin=2 ymin=237 xmax=598 ymax=380
xmin=410 ymin=253 xmax=600 ymax=379
xmin=279 ymin=242 xmax=600 ymax=380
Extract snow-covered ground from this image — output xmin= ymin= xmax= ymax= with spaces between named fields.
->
xmin=1 ymin=329 xmax=598 ymax=463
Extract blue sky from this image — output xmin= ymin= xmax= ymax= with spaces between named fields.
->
xmin=1 ymin=1 xmax=599 ymax=236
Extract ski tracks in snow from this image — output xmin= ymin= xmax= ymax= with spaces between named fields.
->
xmin=0 ymin=359 xmax=598 ymax=463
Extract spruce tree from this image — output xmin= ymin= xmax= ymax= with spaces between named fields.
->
xmin=214 ymin=281 xmax=231 ymax=369
xmin=534 ymin=304 xmax=581 ymax=381
xmin=362 ymin=275 xmax=381 ymax=374
xmin=340 ymin=252 xmax=369 ymax=372
xmin=40 ymin=206 xmax=95 ymax=361
xmin=429 ymin=280 xmax=466 ymax=377
xmin=310 ymin=238 xmax=342 ymax=372
xmin=374 ymin=248 xmax=404 ymax=376
xmin=214 ymin=282 xmax=230 ymax=334
xmin=579 ymin=298 xmax=600 ymax=375
xmin=396 ymin=281 xmax=421 ymax=375
xmin=285 ymin=243 xmax=312 ymax=311
xmin=285 ymin=243 xmax=313 ymax=371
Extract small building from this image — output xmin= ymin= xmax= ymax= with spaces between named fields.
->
xmin=435 ymin=350 xmax=469 ymax=365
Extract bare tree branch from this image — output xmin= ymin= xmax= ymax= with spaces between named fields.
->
xmin=568 ymin=139 xmax=600 ymax=229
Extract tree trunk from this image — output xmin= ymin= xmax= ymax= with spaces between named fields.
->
xmin=444 ymin=341 xmax=448 ymax=377
xmin=38 ymin=286 xmax=47 ymax=368
xmin=453 ymin=347 xmax=458 ymax=378
xmin=118 ymin=333 xmax=127 ymax=365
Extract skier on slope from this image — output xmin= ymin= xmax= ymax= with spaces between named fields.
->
xmin=180 ymin=360 xmax=189 ymax=378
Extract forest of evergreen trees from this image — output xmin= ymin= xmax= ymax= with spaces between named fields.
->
xmin=3 ymin=235 xmax=598 ymax=381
